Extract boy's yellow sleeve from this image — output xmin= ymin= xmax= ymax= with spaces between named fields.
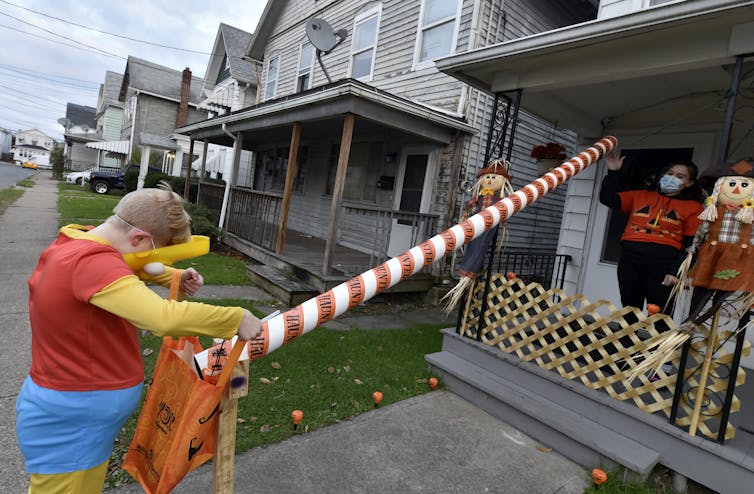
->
xmin=90 ymin=275 xmax=242 ymax=339
xmin=138 ymin=265 xmax=179 ymax=286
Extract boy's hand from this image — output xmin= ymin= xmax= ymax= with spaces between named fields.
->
xmin=237 ymin=309 xmax=263 ymax=341
xmin=181 ymin=268 xmax=204 ymax=296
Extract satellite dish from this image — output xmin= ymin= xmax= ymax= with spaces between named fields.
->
xmin=80 ymin=124 xmax=90 ymax=133
xmin=305 ymin=17 xmax=347 ymax=83
xmin=57 ymin=118 xmax=72 ymax=130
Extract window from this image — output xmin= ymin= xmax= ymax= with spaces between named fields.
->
xmin=414 ymin=0 xmax=460 ymax=68
xmin=325 ymin=142 xmax=383 ymax=202
xmin=253 ymin=146 xmax=308 ymax=194
xmin=216 ymin=53 xmax=231 ymax=84
xmin=350 ymin=5 xmax=381 ymax=81
xmin=265 ymin=55 xmax=280 ymax=100
xmin=297 ymin=43 xmax=315 ymax=91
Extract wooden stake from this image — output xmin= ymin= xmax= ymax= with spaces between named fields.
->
xmin=689 ymin=310 xmax=720 ymax=437
xmin=212 ymin=360 xmax=250 ymax=494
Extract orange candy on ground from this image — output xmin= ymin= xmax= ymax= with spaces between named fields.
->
xmin=506 ymin=271 xmax=516 ymax=280
xmin=291 ymin=409 xmax=304 ymax=425
xmin=646 ymin=303 xmax=661 ymax=314
xmin=428 ymin=377 xmax=438 ymax=389
xmin=591 ymin=468 xmax=608 ymax=485
xmin=372 ymin=391 xmax=383 ymax=405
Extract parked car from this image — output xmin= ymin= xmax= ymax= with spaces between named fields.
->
xmin=21 ymin=160 xmax=38 ymax=169
xmin=65 ymin=168 xmax=93 ymax=185
xmin=89 ymin=163 xmax=161 ymax=194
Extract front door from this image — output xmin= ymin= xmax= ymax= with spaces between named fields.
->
xmin=387 ymin=146 xmax=436 ymax=257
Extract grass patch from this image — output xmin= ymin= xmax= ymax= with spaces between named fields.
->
xmin=0 ymin=187 xmax=24 ymax=216
xmin=106 ymin=296 xmax=444 ymax=488
xmin=58 ymin=183 xmax=121 ymax=226
xmin=175 ymin=252 xmax=253 ymax=285
xmin=17 ymin=179 xmax=34 ymax=188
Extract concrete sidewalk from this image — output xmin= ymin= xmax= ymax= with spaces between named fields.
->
xmin=1 ymin=173 xmax=589 ymax=493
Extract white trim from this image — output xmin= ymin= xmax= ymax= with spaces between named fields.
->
xmin=392 ymin=144 xmax=438 ymax=213
xmin=296 ymin=42 xmax=315 ymax=91
xmin=412 ymin=0 xmax=462 ymax=71
xmin=265 ymin=54 xmax=280 ymax=101
xmin=348 ymin=4 xmax=382 ymax=82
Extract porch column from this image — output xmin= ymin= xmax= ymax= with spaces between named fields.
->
xmin=183 ymin=138 xmax=195 ymax=198
xmin=172 ymin=147 xmax=184 ymax=177
xmin=218 ymin=132 xmax=243 ymax=230
xmin=96 ymin=149 xmax=101 ymax=170
xmin=196 ymin=138 xmax=208 ymax=204
xmin=323 ymin=113 xmax=355 ymax=275
xmin=137 ymin=145 xmax=151 ymax=190
xmin=276 ymin=122 xmax=301 ymax=254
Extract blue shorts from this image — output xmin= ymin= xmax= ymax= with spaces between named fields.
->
xmin=16 ymin=375 xmax=142 ymax=474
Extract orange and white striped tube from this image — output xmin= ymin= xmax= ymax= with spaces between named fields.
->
xmin=247 ymin=136 xmax=618 ymax=361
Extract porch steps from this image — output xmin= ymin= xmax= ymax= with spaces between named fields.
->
xmin=426 ymin=329 xmax=754 ymax=494
xmin=247 ymin=265 xmax=319 ymax=307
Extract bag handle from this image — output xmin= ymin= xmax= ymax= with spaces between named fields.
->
xmin=168 ymin=267 xmax=244 ymax=389
xmin=215 ymin=339 xmax=246 ymax=389
xmin=168 ymin=269 xmax=184 ymax=301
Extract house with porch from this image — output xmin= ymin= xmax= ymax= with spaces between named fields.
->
xmin=427 ymin=0 xmax=754 ymax=492
xmin=177 ymin=0 xmax=595 ymax=302
xmin=113 ymin=56 xmax=206 ymax=181
xmin=85 ymin=71 xmax=126 ymax=170
xmin=193 ymin=23 xmax=259 ymax=182
xmin=12 ymin=128 xmax=55 ymax=168
xmin=61 ymin=103 xmax=99 ymax=171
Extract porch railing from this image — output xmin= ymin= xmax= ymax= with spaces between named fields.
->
xmin=489 ymin=251 xmax=571 ymax=290
xmin=196 ymin=182 xmax=225 ymax=222
xmin=340 ymin=204 xmax=440 ymax=274
xmin=225 ymin=187 xmax=282 ymax=253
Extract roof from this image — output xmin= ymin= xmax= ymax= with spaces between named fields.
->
xmin=177 ymin=78 xmax=475 ymax=146
xmin=119 ymin=56 xmax=204 ymax=103
xmin=86 ymin=139 xmax=130 ymax=154
xmin=138 ymin=132 xmax=180 ymax=151
xmin=101 ymin=71 xmax=124 ymax=107
xmin=65 ymin=103 xmax=96 ymax=128
xmin=220 ymin=23 xmax=256 ymax=83
xmin=246 ymin=0 xmax=287 ymax=60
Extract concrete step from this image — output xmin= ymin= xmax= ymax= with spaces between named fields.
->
xmin=247 ymin=265 xmax=319 ymax=307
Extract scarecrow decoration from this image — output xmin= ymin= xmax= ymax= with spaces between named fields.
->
xmin=442 ymin=158 xmax=515 ymax=315
xmin=627 ymin=159 xmax=754 ymax=385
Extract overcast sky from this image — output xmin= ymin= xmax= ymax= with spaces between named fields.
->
xmin=0 ymin=0 xmax=266 ymax=140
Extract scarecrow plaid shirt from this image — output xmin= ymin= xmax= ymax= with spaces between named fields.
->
xmin=717 ymin=209 xmax=754 ymax=244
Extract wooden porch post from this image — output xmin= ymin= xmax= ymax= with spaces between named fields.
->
xmin=137 ymin=145 xmax=150 ymax=190
xmin=183 ymin=138 xmax=195 ymax=198
xmin=276 ymin=122 xmax=301 ymax=254
xmin=323 ymin=113 xmax=355 ymax=275
xmin=218 ymin=132 xmax=243 ymax=230
xmin=196 ymin=138 xmax=209 ymax=204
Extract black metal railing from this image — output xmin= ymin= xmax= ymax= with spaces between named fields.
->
xmin=489 ymin=251 xmax=571 ymax=290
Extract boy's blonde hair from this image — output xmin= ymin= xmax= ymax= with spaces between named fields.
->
xmin=111 ymin=182 xmax=192 ymax=246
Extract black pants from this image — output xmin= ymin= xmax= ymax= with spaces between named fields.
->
xmin=617 ymin=256 xmax=674 ymax=315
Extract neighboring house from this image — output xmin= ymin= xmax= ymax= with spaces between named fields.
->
xmin=177 ymin=0 xmax=595 ymax=296
xmin=12 ymin=128 xmax=55 ymax=168
xmin=195 ymin=23 xmax=259 ymax=182
xmin=117 ymin=56 xmax=206 ymax=182
xmin=0 ymin=127 xmax=12 ymax=160
xmin=432 ymin=1 xmax=754 ymax=492
xmin=62 ymin=103 xmax=99 ymax=171
xmin=85 ymin=71 xmax=126 ymax=170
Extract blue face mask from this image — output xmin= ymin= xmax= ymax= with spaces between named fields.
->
xmin=659 ymin=174 xmax=683 ymax=194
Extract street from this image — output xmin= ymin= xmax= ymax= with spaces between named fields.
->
xmin=0 ymin=161 xmax=36 ymax=189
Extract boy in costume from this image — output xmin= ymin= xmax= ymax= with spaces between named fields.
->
xmin=16 ymin=183 xmax=261 ymax=493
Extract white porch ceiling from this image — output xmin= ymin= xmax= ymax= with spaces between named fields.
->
xmin=437 ymin=0 xmax=754 ymax=139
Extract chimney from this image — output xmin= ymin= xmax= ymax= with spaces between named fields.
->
xmin=176 ymin=67 xmax=191 ymax=128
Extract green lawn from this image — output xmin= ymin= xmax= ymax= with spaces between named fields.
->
xmin=0 ymin=187 xmax=24 ymax=216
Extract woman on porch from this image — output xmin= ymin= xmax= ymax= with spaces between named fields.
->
xmin=599 ymin=150 xmax=704 ymax=316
